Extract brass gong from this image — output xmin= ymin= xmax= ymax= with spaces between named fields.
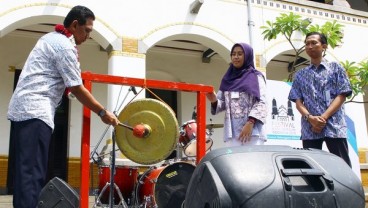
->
xmin=115 ymin=98 xmax=179 ymax=165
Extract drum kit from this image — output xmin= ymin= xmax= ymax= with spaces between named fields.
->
xmin=91 ymin=98 xmax=223 ymax=208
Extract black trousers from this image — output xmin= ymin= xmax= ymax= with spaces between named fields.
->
xmin=11 ymin=119 xmax=52 ymax=208
xmin=303 ymin=137 xmax=351 ymax=167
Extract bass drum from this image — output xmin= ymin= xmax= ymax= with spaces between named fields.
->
xmin=136 ymin=162 xmax=195 ymax=208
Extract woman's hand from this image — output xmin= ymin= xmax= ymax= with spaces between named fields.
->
xmin=206 ymin=91 xmax=217 ymax=103
xmin=238 ymin=121 xmax=254 ymax=144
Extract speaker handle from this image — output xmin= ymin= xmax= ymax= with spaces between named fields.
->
xmin=281 ymin=168 xmax=335 ymax=191
xmin=281 ymin=168 xmax=324 ymax=176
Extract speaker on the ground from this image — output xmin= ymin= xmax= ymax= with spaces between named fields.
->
xmin=38 ymin=177 xmax=79 ymax=208
xmin=184 ymin=145 xmax=365 ymax=208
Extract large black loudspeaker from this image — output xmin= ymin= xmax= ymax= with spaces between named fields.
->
xmin=38 ymin=177 xmax=79 ymax=208
xmin=184 ymin=145 xmax=365 ymax=208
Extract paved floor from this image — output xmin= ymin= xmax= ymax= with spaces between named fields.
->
xmin=0 ymin=196 xmax=97 ymax=208
xmin=0 ymin=196 xmax=11 ymax=208
xmin=1 ymin=191 xmax=368 ymax=208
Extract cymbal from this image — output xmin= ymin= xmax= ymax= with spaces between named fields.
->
xmin=206 ymin=123 xmax=224 ymax=129
xmin=115 ymin=98 xmax=179 ymax=165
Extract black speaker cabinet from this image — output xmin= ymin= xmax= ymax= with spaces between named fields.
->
xmin=38 ymin=177 xmax=79 ymax=208
xmin=184 ymin=145 xmax=365 ymax=208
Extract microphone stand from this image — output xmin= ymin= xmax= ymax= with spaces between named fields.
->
xmin=91 ymin=86 xmax=136 ymax=208
xmin=95 ymin=131 xmax=128 ymax=208
xmin=115 ymin=86 xmax=137 ymax=117
xmin=109 ymin=131 xmax=117 ymax=208
xmin=109 ymin=131 xmax=129 ymax=208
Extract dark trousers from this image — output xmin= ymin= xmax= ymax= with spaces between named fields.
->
xmin=11 ymin=119 xmax=52 ymax=208
xmin=303 ymin=137 xmax=351 ymax=167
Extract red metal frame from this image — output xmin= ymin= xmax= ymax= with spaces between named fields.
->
xmin=79 ymin=71 xmax=213 ymax=207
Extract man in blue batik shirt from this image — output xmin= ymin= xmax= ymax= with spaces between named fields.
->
xmin=288 ymin=32 xmax=352 ymax=167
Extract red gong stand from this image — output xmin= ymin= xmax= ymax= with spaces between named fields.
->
xmin=79 ymin=71 xmax=213 ymax=208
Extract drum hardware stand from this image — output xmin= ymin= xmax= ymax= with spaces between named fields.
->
xmin=207 ymin=127 xmax=214 ymax=137
xmin=94 ymin=131 xmax=128 ymax=208
xmin=141 ymin=196 xmax=156 ymax=208
xmin=96 ymin=148 xmax=121 ymax=162
xmin=90 ymin=125 xmax=112 ymax=164
xmin=205 ymin=129 xmax=213 ymax=152
xmin=176 ymin=142 xmax=183 ymax=161
xmin=95 ymin=184 xmax=125 ymax=208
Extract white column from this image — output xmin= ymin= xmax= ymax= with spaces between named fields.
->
xmin=102 ymin=52 xmax=146 ymax=159
xmin=107 ymin=52 xmax=146 ymax=116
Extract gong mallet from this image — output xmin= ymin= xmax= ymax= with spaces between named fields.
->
xmin=118 ymin=122 xmax=152 ymax=138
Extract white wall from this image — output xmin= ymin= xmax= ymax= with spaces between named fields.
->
xmin=146 ymin=50 xmax=228 ymax=150
xmin=1 ymin=0 xmax=368 ymax=159
xmin=0 ymin=35 xmax=38 ymax=155
xmin=0 ymin=32 xmax=111 ymax=156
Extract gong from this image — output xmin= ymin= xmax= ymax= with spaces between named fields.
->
xmin=115 ymin=98 xmax=179 ymax=165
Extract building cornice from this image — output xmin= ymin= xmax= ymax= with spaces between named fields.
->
xmin=252 ymin=0 xmax=368 ymax=26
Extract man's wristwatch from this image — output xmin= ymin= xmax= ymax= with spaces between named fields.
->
xmin=303 ymin=114 xmax=310 ymax=121
xmin=98 ymin=108 xmax=107 ymax=117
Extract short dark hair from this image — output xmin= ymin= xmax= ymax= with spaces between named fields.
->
xmin=305 ymin=32 xmax=327 ymax=45
xmin=64 ymin=5 xmax=95 ymax=27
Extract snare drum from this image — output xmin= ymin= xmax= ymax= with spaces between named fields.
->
xmin=135 ymin=162 xmax=195 ymax=208
xmin=179 ymin=120 xmax=213 ymax=156
xmin=98 ymin=165 xmax=138 ymax=205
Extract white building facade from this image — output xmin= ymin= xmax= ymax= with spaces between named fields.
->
xmin=1 ymin=0 xmax=368 ymax=189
